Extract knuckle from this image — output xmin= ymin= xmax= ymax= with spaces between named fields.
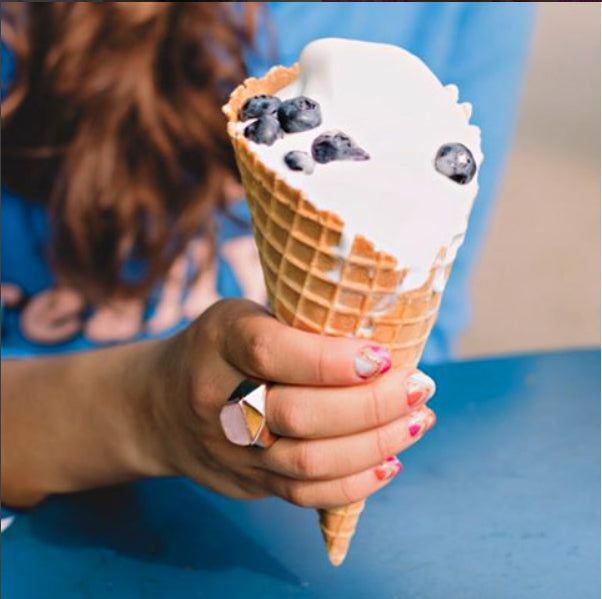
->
xmin=237 ymin=476 xmax=269 ymax=499
xmin=203 ymin=299 xmax=244 ymax=349
xmin=291 ymin=443 xmax=321 ymax=479
xmin=245 ymin=330 xmax=273 ymax=374
xmin=228 ymin=482 xmax=261 ymax=500
xmin=201 ymin=298 xmax=231 ymax=329
xmin=283 ymin=481 xmax=313 ymax=508
xmin=274 ymin=399 xmax=308 ymax=437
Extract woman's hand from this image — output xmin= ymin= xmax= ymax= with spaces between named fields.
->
xmin=1 ymin=297 xmax=435 ymax=509
xmin=148 ymin=299 xmax=436 ymax=509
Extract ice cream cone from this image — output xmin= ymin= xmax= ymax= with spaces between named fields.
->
xmin=318 ymin=501 xmax=366 ymax=567
xmin=224 ymin=65 xmax=456 ymax=566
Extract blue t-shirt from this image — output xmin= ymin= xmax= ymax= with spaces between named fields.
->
xmin=1 ymin=2 xmax=535 ymax=363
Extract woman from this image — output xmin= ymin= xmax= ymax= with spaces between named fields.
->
xmin=1 ymin=3 xmax=534 ymax=513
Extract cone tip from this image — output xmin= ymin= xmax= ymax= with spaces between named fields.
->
xmin=327 ymin=549 xmax=347 ymax=567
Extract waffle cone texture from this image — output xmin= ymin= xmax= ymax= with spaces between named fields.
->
xmin=224 ymin=65 xmax=454 ymax=566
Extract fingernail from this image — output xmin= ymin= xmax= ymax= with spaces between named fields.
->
xmin=405 ymin=371 xmax=436 ymax=407
xmin=354 ymin=346 xmax=392 ymax=379
xmin=425 ymin=410 xmax=437 ymax=430
xmin=374 ymin=456 xmax=403 ymax=481
xmin=408 ymin=408 xmax=435 ymax=438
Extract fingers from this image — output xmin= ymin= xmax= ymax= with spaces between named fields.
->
xmin=218 ymin=299 xmax=391 ymax=385
xmin=264 ymin=456 xmax=403 ymax=509
xmin=260 ymin=406 xmax=436 ymax=481
xmin=266 ymin=369 xmax=435 ymax=439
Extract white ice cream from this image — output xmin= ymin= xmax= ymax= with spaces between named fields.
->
xmin=238 ymin=38 xmax=483 ymax=291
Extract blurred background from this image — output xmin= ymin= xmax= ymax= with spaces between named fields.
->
xmin=459 ymin=2 xmax=601 ymax=357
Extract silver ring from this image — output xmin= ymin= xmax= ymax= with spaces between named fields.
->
xmin=219 ymin=381 xmax=276 ymax=448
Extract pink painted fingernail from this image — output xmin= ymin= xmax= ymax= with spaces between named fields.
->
xmin=374 ymin=456 xmax=403 ymax=481
xmin=408 ymin=408 xmax=435 ymax=438
xmin=354 ymin=346 xmax=392 ymax=379
xmin=405 ymin=371 xmax=436 ymax=407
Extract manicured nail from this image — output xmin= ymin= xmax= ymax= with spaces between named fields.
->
xmin=405 ymin=371 xmax=436 ymax=407
xmin=425 ymin=410 xmax=437 ymax=430
xmin=408 ymin=408 xmax=435 ymax=438
xmin=354 ymin=346 xmax=392 ymax=379
xmin=374 ymin=456 xmax=402 ymax=481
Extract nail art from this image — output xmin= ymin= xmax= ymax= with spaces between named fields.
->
xmin=408 ymin=408 xmax=433 ymax=438
xmin=354 ymin=346 xmax=392 ymax=379
xmin=425 ymin=409 xmax=437 ymax=431
xmin=374 ymin=456 xmax=402 ymax=481
xmin=409 ymin=424 xmax=421 ymax=437
xmin=405 ymin=371 xmax=436 ymax=407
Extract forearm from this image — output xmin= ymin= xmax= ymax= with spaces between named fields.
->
xmin=1 ymin=340 xmax=171 ymax=507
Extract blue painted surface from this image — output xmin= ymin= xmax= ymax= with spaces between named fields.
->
xmin=3 ymin=349 xmax=600 ymax=598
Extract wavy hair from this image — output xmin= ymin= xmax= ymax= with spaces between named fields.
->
xmin=2 ymin=2 xmax=261 ymax=300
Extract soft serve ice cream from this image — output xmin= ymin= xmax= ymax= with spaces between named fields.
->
xmin=236 ymin=38 xmax=483 ymax=292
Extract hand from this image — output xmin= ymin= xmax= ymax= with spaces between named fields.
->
xmin=148 ymin=299 xmax=436 ymax=509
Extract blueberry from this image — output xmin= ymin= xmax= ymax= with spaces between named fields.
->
xmin=244 ymin=114 xmax=282 ymax=145
xmin=434 ymin=143 xmax=476 ymax=184
xmin=277 ymin=96 xmax=322 ymax=133
xmin=311 ymin=131 xmax=370 ymax=164
xmin=239 ymin=95 xmax=281 ymax=120
xmin=284 ymin=150 xmax=315 ymax=174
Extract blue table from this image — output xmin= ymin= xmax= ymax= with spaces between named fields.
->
xmin=3 ymin=349 xmax=600 ymax=599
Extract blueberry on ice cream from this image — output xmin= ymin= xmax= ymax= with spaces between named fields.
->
xmin=434 ymin=143 xmax=476 ymax=184
xmin=244 ymin=114 xmax=282 ymax=145
xmin=240 ymin=94 xmax=281 ymax=120
xmin=277 ymin=96 xmax=322 ymax=133
xmin=311 ymin=131 xmax=369 ymax=164
xmin=284 ymin=150 xmax=315 ymax=174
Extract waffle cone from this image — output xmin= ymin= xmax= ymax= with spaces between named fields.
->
xmin=224 ymin=65 xmax=454 ymax=566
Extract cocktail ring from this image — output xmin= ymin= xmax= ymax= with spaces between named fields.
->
xmin=219 ymin=381 xmax=277 ymax=448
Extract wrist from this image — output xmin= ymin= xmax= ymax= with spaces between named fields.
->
xmin=121 ymin=338 xmax=177 ymax=479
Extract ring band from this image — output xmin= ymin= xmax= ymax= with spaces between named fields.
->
xmin=219 ymin=381 xmax=277 ymax=448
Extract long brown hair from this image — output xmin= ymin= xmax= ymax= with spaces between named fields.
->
xmin=1 ymin=2 xmax=261 ymax=300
